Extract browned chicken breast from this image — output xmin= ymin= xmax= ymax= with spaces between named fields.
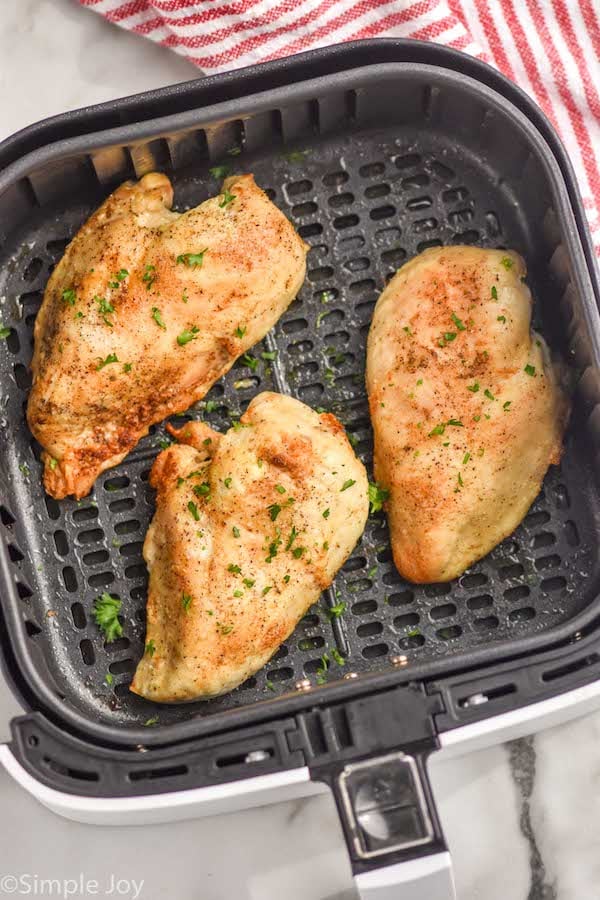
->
xmin=366 ymin=246 xmax=566 ymax=584
xmin=131 ymin=392 xmax=368 ymax=703
xmin=27 ymin=173 xmax=307 ymax=499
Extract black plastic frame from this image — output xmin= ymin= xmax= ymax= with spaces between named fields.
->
xmin=1 ymin=40 xmax=600 ymax=768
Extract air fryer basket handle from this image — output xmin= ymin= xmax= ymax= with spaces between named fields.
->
xmin=312 ymin=744 xmax=456 ymax=900
xmin=354 ymin=853 xmax=455 ymax=900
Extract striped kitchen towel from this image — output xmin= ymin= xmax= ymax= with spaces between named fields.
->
xmin=80 ymin=0 xmax=600 ymax=255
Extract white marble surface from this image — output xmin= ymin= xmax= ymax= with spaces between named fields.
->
xmin=1 ymin=2 xmax=600 ymax=899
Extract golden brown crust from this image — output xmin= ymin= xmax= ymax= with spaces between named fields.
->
xmin=366 ymin=246 xmax=567 ymax=584
xmin=28 ymin=173 xmax=308 ymax=499
xmin=130 ymin=392 xmax=369 ymax=702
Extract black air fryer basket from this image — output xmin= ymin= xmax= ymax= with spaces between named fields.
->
xmin=1 ymin=40 xmax=600 ymax=898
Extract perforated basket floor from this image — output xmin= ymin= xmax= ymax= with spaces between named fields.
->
xmin=0 ymin=121 xmax=599 ymax=730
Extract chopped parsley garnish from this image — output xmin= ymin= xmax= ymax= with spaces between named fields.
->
xmin=193 ymin=482 xmax=211 ymax=498
xmin=176 ymin=249 xmax=207 ymax=268
xmin=19 ymin=463 xmax=30 ymax=477
xmin=105 ymin=673 xmax=114 ymax=686
xmin=262 ymin=586 xmax=272 ymax=596
xmin=417 ymin=378 xmax=423 ymax=386
xmin=188 ymin=501 xmax=200 ymax=520
xmin=451 ymin=312 xmax=466 ymax=331
xmin=503 ymin=400 xmax=512 ymax=411
xmin=219 ymin=189 xmax=236 ymax=208
xmin=96 ymin=295 xmax=115 ymax=326
xmin=0 ymin=325 xmax=10 ymax=339
xmin=62 ymin=288 xmax=76 ymax=306
xmin=275 ymin=484 xmax=286 ymax=494
xmin=266 ymin=680 xmax=275 ymax=691
xmin=144 ymin=717 xmax=159 ymax=727
xmin=123 ymin=362 xmax=132 ymax=373
xmin=223 ymin=477 xmax=232 ymax=488
xmin=268 ymin=503 xmax=281 ymax=521
xmin=74 ymin=311 xmax=84 ymax=319
xmin=323 ymin=541 xmax=330 ymax=551
xmin=438 ymin=332 xmax=457 ymax=347
xmin=228 ymin=564 xmax=242 ymax=574
xmin=217 ymin=622 xmax=234 ymax=635
xmin=182 ymin=288 xmax=189 ymax=303
xmin=48 ymin=457 xmax=58 ymax=470
xmin=455 ymin=472 xmax=464 ymax=493
xmin=484 ymin=389 xmax=495 ymax=401
xmin=93 ymin=593 xmax=123 ymax=642
xmin=232 ymin=526 xmax=240 ymax=538
xmin=283 ymin=574 xmax=291 ymax=584
xmin=368 ymin=482 xmax=390 ymax=514
xmin=316 ymin=311 xmax=328 ymax=327
xmin=327 ymin=600 xmax=347 ymax=619
xmin=96 ymin=353 xmax=119 ymax=370
xmin=233 ymin=590 xmax=243 ymax=598
xmin=292 ymin=546 xmax=305 ymax=559
xmin=242 ymin=353 xmax=259 ymax=371
xmin=497 ymin=315 xmax=506 ymax=323
xmin=243 ymin=578 xmax=255 ymax=588
xmin=234 ymin=325 xmax=246 ymax=339
xmin=501 ymin=256 xmax=513 ymax=270
xmin=285 ymin=525 xmax=298 ymax=552
xmin=205 ymin=399 xmax=218 ymax=413
xmin=145 ymin=639 xmax=156 ymax=656
xmin=157 ymin=438 xmax=171 ymax=450
xmin=491 ymin=285 xmax=498 ymax=301
xmin=402 ymin=325 xmax=412 ymax=335
xmin=142 ymin=264 xmax=156 ymax=289
xmin=429 ymin=423 xmax=446 ymax=437
xmin=322 ymin=508 xmax=330 ymax=519
xmin=524 ymin=364 xmax=536 ymax=376
xmin=316 ymin=652 xmax=329 ymax=684
xmin=282 ymin=149 xmax=309 ymax=163
xmin=462 ymin=452 xmax=470 ymax=465
xmin=467 ymin=382 xmax=480 ymax=393
xmin=368 ymin=565 xmax=377 ymax=579
xmin=209 ymin=164 xmax=230 ymax=180
xmin=151 ymin=307 xmax=166 ymax=329
xmin=266 ymin=528 xmax=282 ymax=562
xmin=177 ymin=326 xmax=199 ymax=345
xmin=447 ymin=419 xmax=463 ymax=427
xmin=262 ymin=350 xmax=277 ymax=361
xmin=331 ymin=649 xmax=345 ymax=666
xmin=340 ymin=479 xmax=356 ymax=492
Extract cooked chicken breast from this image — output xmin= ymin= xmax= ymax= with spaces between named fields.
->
xmin=131 ymin=392 xmax=368 ymax=702
xmin=366 ymin=246 xmax=566 ymax=584
xmin=27 ymin=173 xmax=307 ymax=499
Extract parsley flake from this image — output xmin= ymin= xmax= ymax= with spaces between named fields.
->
xmin=232 ymin=526 xmax=240 ymax=538
xmin=497 ymin=315 xmax=506 ymax=324
xmin=145 ymin=639 xmax=156 ymax=656
xmin=429 ymin=423 xmax=446 ymax=437
xmin=322 ymin=508 xmax=330 ymax=519
xmin=340 ymin=479 xmax=356 ymax=492
xmin=234 ymin=325 xmax=246 ymax=339
xmin=491 ymin=285 xmax=498 ymax=301
xmin=209 ymin=164 xmax=230 ymax=180
xmin=262 ymin=586 xmax=272 ymax=596
xmin=188 ymin=501 xmax=200 ymax=521
xmin=327 ymin=601 xmax=347 ymax=620
xmin=268 ymin=503 xmax=281 ymax=521
xmin=62 ymin=288 xmax=76 ymax=306
xmin=467 ymin=382 xmax=480 ymax=393
xmin=96 ymin=353 xmax=119 ymax=370
xmin=501 ymin=256 xmax=513 ymax=270
xmin=524 ymin=364 xmax=536 ymax=376
xmin=503 ymin=400 xmax=512 ymax=411
xmin=484 ymin=389 xmax=495 ymax=401
xmin=176 ymin=250 xmax=207 ymax=268
xmin=151 ymin=307 xmax=166 ymax=329
xmin=219 ymin=189 xmax=236 ymax=208
xmin=0 ymin=325 xmax=10 ymax=339
xmin=368 ymin=482 xmax=390 ymax=514
xmin=177 ymin=326 xmax=199 ymax=346
xmin=242 ymin=352 xmax=259 ymax=371
xmin=93 ymin=593 xmax=123 ymax=643
xmin=451 ymin=312 xmax=466 ymax=331
xmin=142 ymin=264 xmax=156 ymax=289
xmin=462 ymin=452 xmax=470 ymax=465
xmin=228 ymin=564 xmax=242 ymax=574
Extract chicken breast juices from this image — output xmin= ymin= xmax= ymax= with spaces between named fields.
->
xmin=131 ymin=392 xmax=368 ymax=702
xmin=27 ymin=173 xmax=307 ymax=499
xmin=366 ymin=246 xmax=566 ymax=584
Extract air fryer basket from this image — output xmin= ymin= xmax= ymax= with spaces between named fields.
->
xmin=1 ymin=60 xmax=600 ymax=746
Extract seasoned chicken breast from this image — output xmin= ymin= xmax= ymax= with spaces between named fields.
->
xmin=131 ymin=392 xmax=368 ymax=702
xmin=27 ymin=173 xmax=307 ymax=499
xmin=366 ymin=246 xmax=566 ymax=584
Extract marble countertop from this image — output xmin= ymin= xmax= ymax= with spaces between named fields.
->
xmin=1 ymin=3 xmax=599 ymax=898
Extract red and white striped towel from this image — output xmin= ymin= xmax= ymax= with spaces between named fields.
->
xmin=81 ymin=0 xmax=600 ymax=256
